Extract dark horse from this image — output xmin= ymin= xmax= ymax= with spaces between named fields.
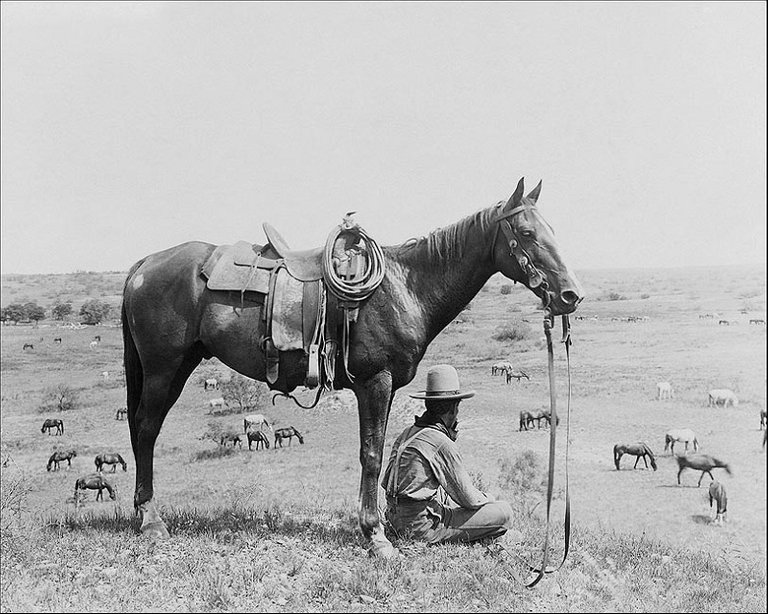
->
xmin=41 ymin=419 xmax=64 ymax=436
xmin=47 ymin=449 xmax=77 ymax=471
xmin=519 ymin=408 xmax=559 ymax=431
xmin=247 ymin=430 xmax=270 ymax=451
xmin=74 ymin=474 xmax=117 ymax=502
xmin=274 ymin=426 xmax=304 ymax=447
xmin=121 ymin=177 xmax=583 ymax=556
xmin=95 ymin=453 xmax=127 ymax=473
xmin=613 ymin=442 xmax=657 ymax=471
xmin=676 ymin=453 xmax=731 ymax=487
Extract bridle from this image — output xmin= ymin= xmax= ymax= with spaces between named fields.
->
xmin=492 ymin=202 xmax=549 ymax=303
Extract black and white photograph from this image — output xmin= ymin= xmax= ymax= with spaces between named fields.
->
xmin=1 ymin=2 xmax=765 ymax=611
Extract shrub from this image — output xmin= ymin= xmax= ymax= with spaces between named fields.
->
xmin=220 ymin=374 xmax=268 ymax=413
xmin=492 ymin=322 xmax=532 ymax=343
xmin=40 ymin=384 xmax=80 ymax=412
xmin=192 ymin=446 xmax=240 ymax=462
xmin=497 ymin=450 xmax=547 ymax=494
xmin=500 ymin=284 xmax=513 ymax=295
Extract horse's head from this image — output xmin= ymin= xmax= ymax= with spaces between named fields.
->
xmin=297 ymin=433 xmax=305 ymax=444
xmin=492 ymin=178 xmax=584 ymax=315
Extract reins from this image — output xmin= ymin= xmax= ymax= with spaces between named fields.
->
xmin=524 ymin=313 xmax=572 ymax=588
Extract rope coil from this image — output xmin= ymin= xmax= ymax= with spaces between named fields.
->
xmin=322 ymin=225 xmax=385 ymax=304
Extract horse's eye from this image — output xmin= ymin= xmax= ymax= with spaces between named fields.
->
xmin=520 ymin=230 xmax=534 ymax=238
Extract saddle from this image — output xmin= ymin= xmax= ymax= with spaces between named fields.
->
xmin=200 ymin=216 xmax=384 ymax=394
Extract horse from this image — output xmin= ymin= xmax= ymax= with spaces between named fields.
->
xmin=243 ymin=413 xmax=272 ymax=434
xmin=54 ymin=337 xmax=62 ymax=344
xmin=23 ymin=343 xmax=34 ymax=350
xmin=749 ymin=318 xmax=766 ymax=325
xmin=708 ymin=480 xmax=728 ymax=524
xmin=505 ymin=369 xmax=530 ymax=384
xmin=204 ymin=378 xmax=219 ymax=391
xmin=664 ymin=428 xmax=699 ymax=454
xmin=676 ymin=453 xmax=731 ymax=487
xmin=219 ymin=432 xmax=243 ymax=448
xmin=47 ymin=449 xmax=77 ymax=471
xmin=274 ymin=426 xmax=304 ymax=447
xmin=115 ymin=407 xmax=128 ymax=420
xmin=74 ymin=474 xmax=117 ymax=502
xmin=656 ymin=381 xmax=673 ymax=400
xmin=208 ymin=397 xmax=227 ymax=411
xmin=519 ymin=408 xmax=558 ymax=431
xmin=94 ymin=335 xmax=101 ymax=342
xmin=491 ymin=361 xmax=513 ymax=376
xmin=89 ymin=340 xmax=98 ymax=349
xmin=760 ymin=409 xmax=766 ymax=430
xmin=41 ymin=418 xmax=64 ymax=436
xmin=613 ymin=442 xmax=657 ymax=471
xmin=708 ymin=389 xmax=738 ymax=407
xmin=95 ymin=453 xmax=127 ymax=473
xmin=120 ymin=177 xmax=583 ymax=556
xmin=247 ymin=430 xmax=270 ymax=450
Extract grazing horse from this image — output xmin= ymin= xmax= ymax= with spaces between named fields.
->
xmin=115 ymin=407 xmax=128 ymax=420
xmin=120 ymin=177 xmax=583 ymax=556
xmin=219 ymin=432 xmax=243 ymax=448
xmin=95 ymin=453 xmax=127 ymax=473
xmin=41 ymin=418 xmax=64 ymax=436
xmin=749 ymin=318 xmax=765 ymax=325
xmin=656 ymin=381 xmax=673 ymax=400
xmin=208 ymin=397 xmax=227 ymax=411
xmin=505 ymin=369 xmax=530 ymax=384
xmin=708 ymin=481 xmax=728 ymax=524
xmin=708 ymin=389 xmax=738 ymax=407
xmin=23 ymin=343 xmax=34 ymax=350
xmin=519 ymin=408 xmax=558 ymax=431
xmin=204 ymin=378 xmax=219 ymax=391
xmin=247 ymin=430 xmax=270 ymax=450
xmin=47 ymin=449 xmax=77 ymax=471
xmin=74 ymin=474 xmax=116 ymax=502
xmin=664 ymin=429 xmax=699 ymax=454
xmin=274 ymin=426 xmax=304 ymax=447
xmin=243 ymin=413 xmax=273 ymax=434
xmin=676 ymin=454 xmax=731 ymax=487
xmin=491 ymin=361 xmax=513 ymax=376
xmin=54 ymin=337 xmax=62 ymax=344
xmin=613 ymin=443 xmax=657 ymax=471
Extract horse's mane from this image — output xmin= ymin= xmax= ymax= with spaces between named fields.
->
xmin=393 ymin=203 xmax=502 ymax=265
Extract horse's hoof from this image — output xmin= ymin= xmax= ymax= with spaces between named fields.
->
xmin=141 ymin=521 xmax=169 ymax=539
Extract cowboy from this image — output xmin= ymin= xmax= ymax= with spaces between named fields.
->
xmin=381 ymin=364 xmax=513 ymax=544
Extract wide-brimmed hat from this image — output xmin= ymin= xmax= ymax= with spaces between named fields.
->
xmin=409 ymin=364 xmax=475 ymax=401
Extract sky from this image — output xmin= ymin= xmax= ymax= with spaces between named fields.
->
xmin=1 ymin=2 xmax=766 ymax=275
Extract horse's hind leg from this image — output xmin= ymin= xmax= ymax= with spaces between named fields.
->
xmin=129 ymin=351 xmax=203 ymax=538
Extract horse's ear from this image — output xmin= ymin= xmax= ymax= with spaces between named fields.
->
xmin=525 ymin=180 xmax=542 ymax=205
xmin=507 ymin=177 xmax=525 ymax=208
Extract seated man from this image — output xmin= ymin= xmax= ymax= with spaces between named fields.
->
xmin=382 ymin=364 xmax=513 ymax=544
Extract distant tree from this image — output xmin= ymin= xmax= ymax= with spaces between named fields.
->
xmin=500 ymin=284 xmax=513 ymax=295
xmin=40 ymin=384 xmax=80 ymax=412
xmin=79 ymin=299 xmax=111 ymax=325
xmin=23 ymin=302 xmax=46 ymax=323
xmin=220 ymin=374 xmax=268 ymax=413
xmin=1 ymin=303 xmax=26 ymax=324
xmin=51 ymin=302 xmax=73 ymax=320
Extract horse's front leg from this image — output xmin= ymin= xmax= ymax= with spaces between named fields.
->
xmin=354 ymin=370 xmax=397 ymax=558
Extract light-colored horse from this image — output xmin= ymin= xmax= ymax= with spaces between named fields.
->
xmin=204 ymin=378 xmax=219 ymax=391
xmin=491 ymin=361 xmax=513 ymax=376
xmin=708 ymin=481 xmax=727 ymax=524
xmin=664 ymin=428 xmax=699 ymax=454
xmin=243 ymin=413 xmax=273 ymax=433
xmin=708 ymin=389 xmax=738 ymax=407
xmin=656 ymin=381 xmax=673 ymax=400
xmin=208 ymin=397 xmax=227 ymax=410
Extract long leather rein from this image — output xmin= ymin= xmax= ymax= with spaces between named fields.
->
xmin=525 ymin=313 xmax=572 ymax=588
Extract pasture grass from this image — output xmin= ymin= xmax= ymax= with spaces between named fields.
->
xmin=1 ymin=494 xmax=764 ymax=613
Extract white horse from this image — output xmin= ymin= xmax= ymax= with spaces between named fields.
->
xmin=89 ymin=341 xmax=98 ymax=349
xmin=708 ymin=389 xmax=738 ymax=407
xmin=656 ymin=381 xmax=673 ymax=400
xmin=204 ymin=378 xmax=219 ymax=391
xmin=664 ymin=428 xmax=699 ymax=454
xmin=208 ymin=397 xmax=227 ymax=410
xmin=243 ymin=413 xmax=272 ymax=433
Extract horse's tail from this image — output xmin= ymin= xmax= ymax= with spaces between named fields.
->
xmin=119 ymin=454 xmax=127 ymax=470
xmin=94 ymin=456 xmax=100 ymax=471
xmin=46 ymin=454 xmax=53 ymax=471
xmin=613 ymin=444 xmax=621 ymax=470
xmin=664 ymin=433 xmax=671 ymax=452
xmin=122 ymin=261 xmax=145 ymax=454
xmin=693 ymin=437 xmax=699 ymax=451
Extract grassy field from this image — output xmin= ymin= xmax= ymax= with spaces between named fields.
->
xmin=1 ymin=264 xmax=766 ymax=612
